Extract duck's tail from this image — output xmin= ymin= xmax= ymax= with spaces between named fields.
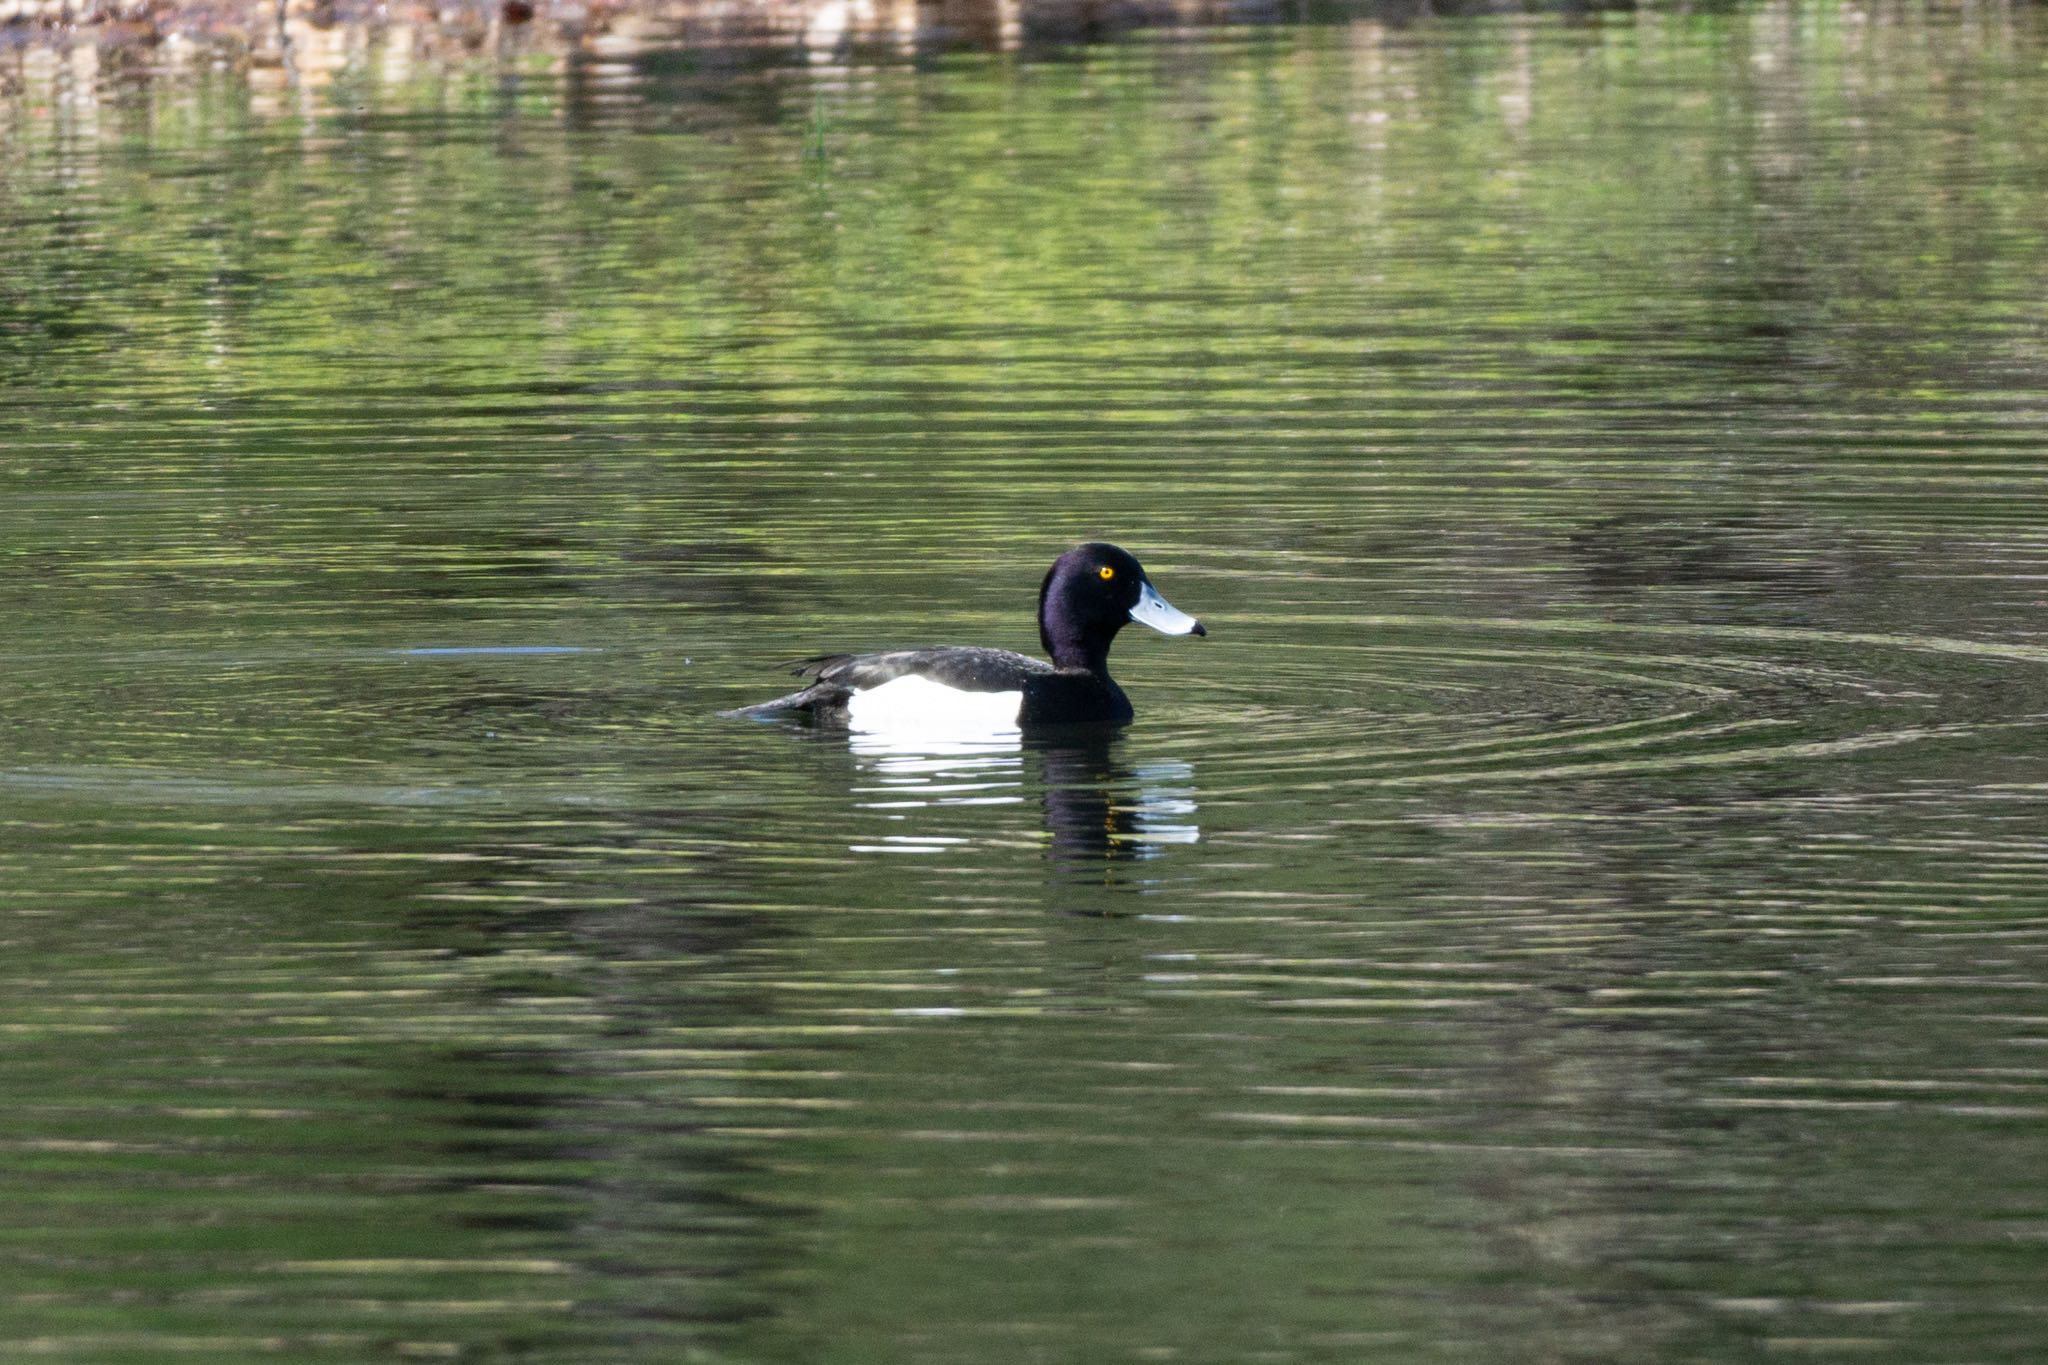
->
xmin=717 ymin=680 xmax=847 ymax=721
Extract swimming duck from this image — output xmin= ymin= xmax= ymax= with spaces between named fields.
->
xmin=724 ymin=542 xmax=1206 ymax=730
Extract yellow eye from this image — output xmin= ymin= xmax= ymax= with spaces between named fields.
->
xmin=1098 ymin=566 xmax=1116 ymax=581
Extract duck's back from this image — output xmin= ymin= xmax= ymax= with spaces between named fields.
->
xmin=799 ymin=647 xmax=1054 ymax=695
xmin=723 ymin=646 xmax=1052 ymax=727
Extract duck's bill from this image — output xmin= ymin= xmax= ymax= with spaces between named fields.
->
xmin=1130 ymin=580 xmax=1207 ymax=637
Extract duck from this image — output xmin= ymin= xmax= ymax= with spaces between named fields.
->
xmin=723 ymin=542 xmax=1206 ymax=731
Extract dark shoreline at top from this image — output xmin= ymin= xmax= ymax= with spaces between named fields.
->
xmin=1 ymin=0 xmax=1642 ymax=76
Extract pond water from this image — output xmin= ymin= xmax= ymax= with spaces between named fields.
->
xmin=5 ymin=4 xmax=2048 ymax=1360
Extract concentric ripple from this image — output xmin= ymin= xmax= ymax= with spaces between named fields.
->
xmin=1155 ymin=614 xmax=2047 ymax=802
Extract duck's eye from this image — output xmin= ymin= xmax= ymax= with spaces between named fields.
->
xmin=1098 ymin=566 xmax=1116 ymax=581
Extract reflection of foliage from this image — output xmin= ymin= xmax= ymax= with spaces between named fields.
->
xmin=4 ymin=1 xmax=2048 ymax=663
xmin=803 ymin=90 xmax=830 ymax=163
xmin=2 ymin=2 xmax=2045 ymax=645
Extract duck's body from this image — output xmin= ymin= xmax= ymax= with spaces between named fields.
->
xmin=765 ymin=647 xmax=1131 ymax=728
xmin=724 ymin=543 xmax=1204 ymax=732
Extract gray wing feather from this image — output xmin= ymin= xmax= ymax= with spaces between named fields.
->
xmin=794 ymin=648 xmax=1053 ymax=693
xmin=723 ymin=647 xmax=1053 ymax=722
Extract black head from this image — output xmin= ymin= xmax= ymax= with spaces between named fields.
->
xmin=1038 ymin=542 xmax=1206 ymax=673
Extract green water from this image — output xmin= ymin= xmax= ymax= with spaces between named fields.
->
xmin=5 ymin=5 xmax=2048 ymax=1360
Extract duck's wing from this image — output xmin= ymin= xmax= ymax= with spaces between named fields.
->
xmin=795 ymin=647 xmax=1053 ymax=692
xmin=721 ymin=647 xmax=1052 ymax=722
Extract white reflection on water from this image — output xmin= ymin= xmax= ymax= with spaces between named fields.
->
xmin=847 ymin=731 xmax=1026 ymax=852
xmin=845 ymin=732 xmax=1199 ymax=866
xmin=1125 ymin=761 xmax=1200 ymax=847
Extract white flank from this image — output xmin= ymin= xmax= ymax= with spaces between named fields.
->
xmin=845 ymin=674 xmax=1025 ymax=738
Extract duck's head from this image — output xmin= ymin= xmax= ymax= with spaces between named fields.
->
xmin=1039 ymin=542 xmax=1206 ymax=672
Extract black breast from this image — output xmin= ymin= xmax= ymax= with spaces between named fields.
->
xmin=1019 ymin=671 xmax=1133 ymax=726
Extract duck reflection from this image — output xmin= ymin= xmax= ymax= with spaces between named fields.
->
xmin=844 ymin=729 xmax=1197 ymax=878
xmin=1031 ymin=734 xmax=1197 ymax=879
xmin=845 ymin=730 xmax=1027 ymax=855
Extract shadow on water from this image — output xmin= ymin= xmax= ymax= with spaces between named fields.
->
xmin=358 ymin=795 xmax=820 ymax=1350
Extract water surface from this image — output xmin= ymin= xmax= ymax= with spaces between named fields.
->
xmin=5 ymin=5 xmax=2048 ymax=1360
